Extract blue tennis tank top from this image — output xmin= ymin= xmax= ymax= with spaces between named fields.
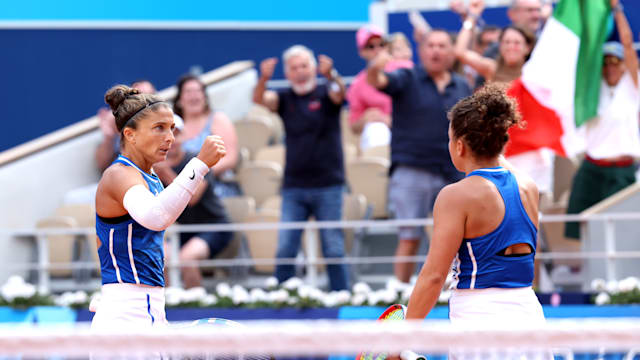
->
xmin=95 ymin=155 xmax=166 ymax=287
xmin=453 ymin=167 xmax=537 ymax=289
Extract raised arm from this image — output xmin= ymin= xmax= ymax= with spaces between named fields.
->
xmin=252 ymin=57 xmax=280 ymax=112
xmin=366 ymin=50 xmax=392 ymax=90
xmin=98 ymin=136 xmax=226 ymax=231
xmin=95 ymin=108 xmax=119 ymax=172
xmin=318 ymin=54 xmax=346 ymax=105
xmin=612 ymin=0 xmax=638 ymax=86
xmin=405 ymin=184 xmax=466 ymax=319
xmin=454 ymin=0 xmax=497 ymax=80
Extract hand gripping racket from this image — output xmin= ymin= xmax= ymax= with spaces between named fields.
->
xmin=355 ymin=304 xmax=426 ymax=360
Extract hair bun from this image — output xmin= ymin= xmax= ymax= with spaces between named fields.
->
xmin=104 ymin=85 xmax=140 ymax=113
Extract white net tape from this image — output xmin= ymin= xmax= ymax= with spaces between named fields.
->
xmin=0 ymin=319 xmax=639 ymax=357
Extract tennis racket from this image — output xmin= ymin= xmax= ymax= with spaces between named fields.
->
xmin=355 ymin=304 xmax=426 ymax=360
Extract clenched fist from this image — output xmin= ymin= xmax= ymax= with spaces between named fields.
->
xmin=317 ymin=54 xmax=335 ymax=79
xmin=197 ymin=135 xmax=226 ymax=168
xmin=260 ymin=57 xmax=278 ymax=81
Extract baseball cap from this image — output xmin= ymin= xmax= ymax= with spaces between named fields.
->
xmin=603 ymin=41 xmax=624 ymax=60
xmin=356 ymin=25 xmax=385 ymax=50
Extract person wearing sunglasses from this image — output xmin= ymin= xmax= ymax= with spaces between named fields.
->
xmin=565 ymin=0 xmax=639 ymax=241
xmin=346 ymin=25 xmax=413 ymax=151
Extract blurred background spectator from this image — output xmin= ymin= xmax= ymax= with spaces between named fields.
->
xmin=367 ymin=30 xmax=471 ymax=283
xmin=346 ymin=25 xmax=413 ymax=152
xmin=253 ymin=45 xmax=349 ymax=291
xmin=174 ymin=75 xmax=240 ymax=197
xmin=565 ymin=1 xmax=640 ymax=240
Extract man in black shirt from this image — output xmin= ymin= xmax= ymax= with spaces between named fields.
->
xmin=253 ymin=45 xmax=348 ymax=291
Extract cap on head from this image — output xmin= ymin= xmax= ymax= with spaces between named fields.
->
xmin=603 ymin=41 xmax=624 ymax=60
xmin=356 ymin=24 xmax=385 ymax=50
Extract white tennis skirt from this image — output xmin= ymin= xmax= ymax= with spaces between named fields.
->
xmin=449 ymin=287 xmax=551 ymax=360
xmin=91 ymin=283 xmax=167 ymax=331
xmin=449 ymin=286 xmax=545 ymax=325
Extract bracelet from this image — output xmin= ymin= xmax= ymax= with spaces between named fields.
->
xmin=613 ymin=3 xmax=624 ymax=13
xmin=463 ymin=20 xmax=474 ymax=31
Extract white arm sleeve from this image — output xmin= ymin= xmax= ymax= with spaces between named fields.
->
xmin=122 ymin=158 xmax=209 ymax=231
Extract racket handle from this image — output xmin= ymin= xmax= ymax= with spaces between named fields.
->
xmin=400 ymin=350 xmax=426 ymax=360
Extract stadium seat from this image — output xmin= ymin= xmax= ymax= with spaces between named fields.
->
xmin=218 ymin=196 xmax=257 ymax=261
xmin=361 ymin=144 xmax=390 ymax=162
xmin=54 ymin=203 xmax=97 ymax=266
xmin=346 ymin=158 xmax=390 ymax=218
xmin=222 ymin=196 xmax=256 ymax=224
xmin=243 ymin=210 xmax=280 ymax=274
xmin=342 ymin=193 xmax=368 ymax=255
xmin=35 ymin=216 xmax=77 ymax=278
xmin=255 ymin=144 xmax=285 ymax=169
xmin=235 ymin=117 xmax=273 ymax=159
xmin=260 ymin=195 xmax=282 ymax=214
xmin=246 ymin=104 xmax=284 ymax=143
xmin=237 ymin=161 xmax=283 ymax=208
xmin=343 ymin=142 xmax=358 ymax=168
xmin=340 ymin=108 xmax=360 ymax=152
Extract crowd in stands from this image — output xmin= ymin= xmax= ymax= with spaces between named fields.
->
xmin=85 ymin=0 xmax=639 ymax=290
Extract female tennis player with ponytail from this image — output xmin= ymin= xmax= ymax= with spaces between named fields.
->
xmin=92 ymin=84 xmax=225 ymax=330
xmin=406 ymin=83 xmax=545 ymax=326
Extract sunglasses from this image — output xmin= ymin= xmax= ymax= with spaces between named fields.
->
xmin=364 ymin=41 xmax=387 ymax=50
xmin=603 ymin=57 xmax=622 ymax=66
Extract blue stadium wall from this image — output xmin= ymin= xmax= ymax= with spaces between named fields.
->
xmin=1 ymin=0 xmax=638 ymax=152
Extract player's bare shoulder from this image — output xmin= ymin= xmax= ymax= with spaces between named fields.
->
xmin=97 ymin=163 xmax=147 ymax=197
xmin=511 ymin=168 xmax=539 ymax=203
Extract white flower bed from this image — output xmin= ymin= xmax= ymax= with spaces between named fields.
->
xmin=0 ymin=273 xmax=460 ymax=309
xmin=590 ymin=276 xmax=640 ymax=305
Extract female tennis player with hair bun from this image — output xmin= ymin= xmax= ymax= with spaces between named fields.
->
xmin=92 ymin=84 xmax=226 ymax=330
xmin=406 ymin=83 xmax=545 ymax=326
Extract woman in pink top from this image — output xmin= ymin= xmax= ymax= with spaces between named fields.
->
xmin=346 ymin=25 xmax=413 ymax=151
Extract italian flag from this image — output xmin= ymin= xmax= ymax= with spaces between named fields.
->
xmin=505 ymin=0 xmax=611 ymax=158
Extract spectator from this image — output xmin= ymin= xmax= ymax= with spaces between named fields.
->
xmin=388 ymin=32 xmax=414 ymax=62
xmin=455 ymin=1 xmax=535 ymax=84
xmin=253 ymin=45 xmax=349 ymax=291
xmin=95 ymin=80 xmax=156 ymax=173
xmin=475 ymin=25 xmax=501 ymax=56
xmin=565 ymin=0 xmax=639 ymax=240
xmin=480 ymin=0 xmax=550 ymax=61
xmin=507 ymin=0 xmax=548 ymax=35
xmin=173 ymin=75 xmax=239 ymax=197
xmin=346 ymin=25 xmax=413 ymax=151
xmin=461 ymin=25 xmax=501 ymax=88
xmin=156 ymin=115 xmax=233 ymax=288
xmin=367 ymin=30 xmax=472 ymax=283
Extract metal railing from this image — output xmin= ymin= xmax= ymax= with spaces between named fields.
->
xmin=2 ymin=212 xmax=640 ymax=293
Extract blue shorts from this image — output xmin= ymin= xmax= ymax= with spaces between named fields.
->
xmin=180 ymin=229 xmax=233 ymax=259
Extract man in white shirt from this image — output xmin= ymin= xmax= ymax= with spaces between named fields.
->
xmin=565 ymin=0 xmax=639 ymax=240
